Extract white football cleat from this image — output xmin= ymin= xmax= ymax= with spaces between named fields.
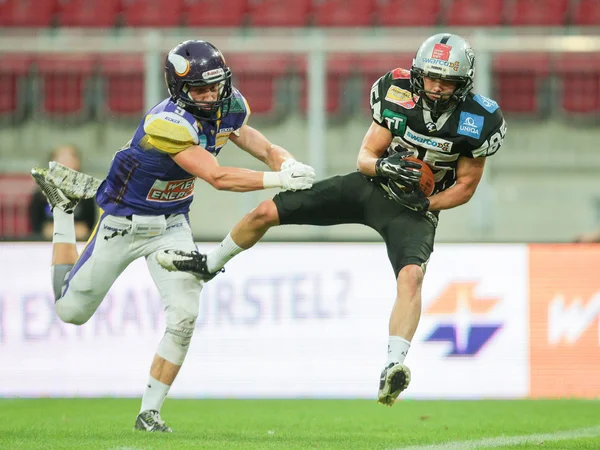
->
xmin=46 ymin=161 xmax=102 ymax=200
xmin=377 ymin=362 xmax=411 ymax=407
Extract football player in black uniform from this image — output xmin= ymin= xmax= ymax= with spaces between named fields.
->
xmin=157 ymin=33 xmax=507 ymax=406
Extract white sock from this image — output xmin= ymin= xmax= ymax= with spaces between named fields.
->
xmin=206 ymin=232 xmax=244 ymax=272
xmin=386 ymin=336 xmax=411 ymax=365
xmin=52 ymin=208 xmax=76 ymax=244
xmin=140 ymin=376 xmax=170 ymax=413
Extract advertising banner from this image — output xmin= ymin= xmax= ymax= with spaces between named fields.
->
xmin=1 ymin=242 xmax=529 ymax=399
xmin=529 ymin=244 xmax=600 ymax=399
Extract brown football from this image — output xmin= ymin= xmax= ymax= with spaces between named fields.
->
xmin=398 ymin=157 xmax=435 ymax=196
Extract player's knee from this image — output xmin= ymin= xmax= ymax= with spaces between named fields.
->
xmin=55 ymin=299 xmax=91 ymax=325
xmin=157 ymin=326 xmax=195 ymax=365
xmin=249 ymin=200 xmax=279 ymax=228
xmin=398 ymin=264 xmax=424 ymax=289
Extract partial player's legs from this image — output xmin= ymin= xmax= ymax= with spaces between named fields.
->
xmin=207 ymin=198 xmax=280 ymax=269
xmin=377 ymin=264 xmax=424 ymax=406
xmin=157 ymin=173 xmax=371 ymax=276
xmin=31 ymin=167 xmax=82 ymax=303
xmin=136 ymin=216 xmax=204 ymax=432
xmin=364 ymin=189 xmax=436 ymax=406
xmin=32 ymin=165 xmax=134 ymax=325
xmin=156 ymin=198 xmax=279 ymax=278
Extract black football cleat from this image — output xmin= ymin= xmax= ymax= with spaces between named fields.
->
xmin=156 ymin=249 xmax=224 ymax=282
xmin=134 ymin=410 xmax=172 ymax=433
xmin=377 ymin=362 xmax=411 ymax=407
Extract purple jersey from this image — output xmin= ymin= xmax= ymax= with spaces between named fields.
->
xmin=96 ymin=88 xmax=250 ymax=216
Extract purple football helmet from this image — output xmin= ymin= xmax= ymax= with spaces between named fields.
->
xmin=165 ymin=40 xmax=232 ymax=122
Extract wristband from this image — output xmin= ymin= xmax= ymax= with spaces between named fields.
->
xmin=262 ymin=172 xmax=282 ymax=189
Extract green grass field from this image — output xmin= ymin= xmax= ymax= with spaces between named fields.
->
xmin=0 ymin=399 xmax=599 ymax=449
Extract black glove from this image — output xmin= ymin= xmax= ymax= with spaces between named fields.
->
xmin=387 ymin=181 xmax=430 ymax=212
xmin=375 ymin=151 xmax=422 ymax=188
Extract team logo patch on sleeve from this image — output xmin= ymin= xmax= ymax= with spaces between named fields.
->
xmin=474 ymin=94 xmax=499 ymax=113
xmin=391 ymin=68 xmax=411 ymax=79
xmin=147 ymin=177 xmax=195 ymax=202
xmin=457 ymin=112 xmax=484 ymax=139
xmin=385 ymin=86 xmax=416 ymax=109
xmin=216 ymin=127 xmax=234 ymax=149
xmin=382 ymin=110 xmax=407 ymax=134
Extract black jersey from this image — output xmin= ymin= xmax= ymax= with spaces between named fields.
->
xmin=370 ymin=68 xmax=506 ymax=195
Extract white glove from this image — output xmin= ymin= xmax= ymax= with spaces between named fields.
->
xmin=280 ymin=158 xmax=315 ymax=174
xmin=279 ymin=161 xmax=316 ymax=191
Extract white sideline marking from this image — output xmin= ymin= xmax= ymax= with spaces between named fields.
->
xmin=394 ymin=426 xmax=600 ymax=450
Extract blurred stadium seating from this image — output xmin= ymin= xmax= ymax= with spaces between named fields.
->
xmin=57 ymin=0 xmax=122 ymax=27
xmin=375 ymin=0 xmax=441 ymax=27
xmin=573 ymin=0 xmax=600 ymax=25
xmin=1 ymin=0 xmax=600 ymax=242
xmin=444 ymin=0 xmax=503 ymax=26
xmin=0 ymin=174 xmax=35 ymax=238
xmin=2 ymin=49 xmax=598 ymax=123
xmin=0 ymin=0 xmax=597 ymax=124
xmin=0 ymin=0 xmax=592 ymax=28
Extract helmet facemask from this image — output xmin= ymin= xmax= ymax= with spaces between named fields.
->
xmin=175 ymin=70 xmax=233 ymax=122
xmin=410 ymin=67 xmax=473 ymax=116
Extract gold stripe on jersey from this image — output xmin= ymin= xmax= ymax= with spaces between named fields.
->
xmin=240 ymin=95 xmax=251 ymax=128
xmin=142 ymin=134 xmax=192 ymax=154
xmin=143 ymin=113 xmax=197 ymax=155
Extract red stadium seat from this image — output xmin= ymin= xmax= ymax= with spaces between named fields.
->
xmin=57 ymin=0 xmax=120 ymax=27
xmin=357 ymin=53 xmax=414 ymax=114
xmin=505 ymin=0 xmax=568 ymax=26
xmin=445 ymin=0 xmax=503 ymax=26
xmin=121 ymin=0 xmax=184 ymax=27
xmin=36 ymin=55 xmax=96 ymax=116
xmin=0 ymin=0 xmax=57 ymax=27
xmin=227 ymin=54 xmax=294 ymax=116
xmin=374 ymin=0 xmax=440 ymax=27
xmin=555 ymin=54 xmax=600 ymax=115
xmin=297 ymin=54 xmax=357 ymax=117
xmin=247 ymin=0 xmax=310 ymax=27
xmin=0 ymin=56 xmax=32 ymax=119
xmin=572 ymin=0 xmax=600 ymax=26
xmin=99 ymin=55 xmax=145 ymax=116
xmin=0 ymin=174 xmax=35 ymax=238
xmin=184 ymin=0 xmax=247 ymax=26
xmin=312 ymin=0 xmax=375 ymax=27
xmin=492 ymin=53 xmax=550 ymax=115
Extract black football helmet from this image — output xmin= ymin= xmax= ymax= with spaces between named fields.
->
xmin=165 ymin=40 xmax=232 ymax=122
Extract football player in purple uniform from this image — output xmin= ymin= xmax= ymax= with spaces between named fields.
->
xmin=31 ymin=40 xmax=315 ymax=432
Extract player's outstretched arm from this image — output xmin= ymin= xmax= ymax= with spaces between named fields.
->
xmin=427 ymin=156 xmax=485 ymax=211
xmin=172 ymin=144 xmax=315 ymax=193
xmin=229 ymin=125 xmax=295 ymax=171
